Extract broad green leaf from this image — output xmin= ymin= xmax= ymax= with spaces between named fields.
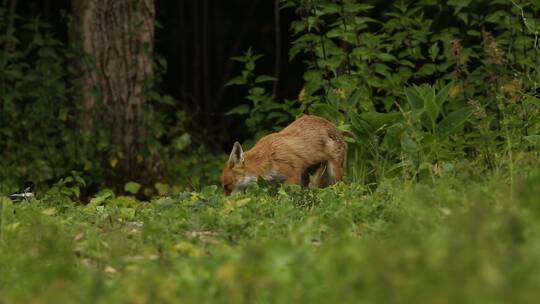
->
xmin=350 ymin=112 xmax=373 ymax=135
xmin=404 ymin=87 xmax=423 ymax=109
xmin=87 ymin=190 xmax=114 ymax=209
xmin=225 ymin=76 xmax=246 ymax=86
xmin=119 ymin=207 xmax=136 ymax=220
xmin=42 ymin=207 xmax=57 ymax=216
xmin=524 ymin=135 xmax=540 ymax=146
xmin=173 ymin=133 xmax=191 ymax=151
xmin=225 ymin=104 xmax=250 ymax=116
xmin=320 ymin=3 xmax=340 ymax=15
xmin=290 ymin=21 xmax=306 ymax=35
xmin=400 ymin=60 xmax=416 ymax=68
xmin=466 ymin=30 xmax=481 ymax=37
xmin=438 ymin=107 xmax=473 ymax=138
xmin=231 ymin=56 xmax=246 ymax=63
xmin=252 ymin=54 xmax=264 ymax=61
xmin=304 ymin=69 xmax=323 ymax=84
xmin=303 ymin=70 xmax=324 ymax=95
xmin=429 ymin=42 xmax=439 ymax=61
xmin=383 ymin=122 xmax=405 ymax=149
xmin=374 ymin=63 xmax=391 ymax=77
xmin=309 ymin=103 xmax=344 ymax=123
xmin=485 ymin=11 xmax=506 ymax=23
xmin=401 ymin=132 xmax=420 ymax=154
xmin=524 ymin=95 xmax=540 ymax=108
xmin=155 ymin=182 xmax=170 ymax=196
xmin=6 ymin=222 xmax=20 ymax=231
xmin=359 ymin=111 xmax=402 ymax=131
xmin=456 ymin=12 xmax=469 ymax=24
xmin=414 ymin=85 xmax=439 ymax=126
xmin=327 ymin=28 xmax=345 ymax=39
xmin=125 ymin=182 xmax=141 ymax=195
xmin=289 ymin=43 xmax=305 ymax=61
xmin=377 ymin=53 xmax=397 ymax=62
xmin=417 ymin=64 xmax=437 ymax=76
xmin=280 ymin=1 xmax=295 ymax=9
xmin=307 ymin=16 xmax=318 ymax=31
xmin=255 ymin=75 xmax=277 ymax=83
xmin=408 ymin=109 xmax=428 ymax=129
xmin=344 ymin=3 xmax=373 ymax=13
xmin=436 ymin=82 xmax=453 ymax=107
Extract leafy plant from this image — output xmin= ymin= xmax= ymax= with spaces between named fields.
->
xmin=225 ymin=48 xmax=299 ymax=136
xmin=273 ymin=0 xmax=540 ymax=184
xmin=0 ymin=10 xmax=80 ymax=189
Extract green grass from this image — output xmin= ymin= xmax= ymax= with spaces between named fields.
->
xmin=1 ymin=157 xmax=540 ymax=303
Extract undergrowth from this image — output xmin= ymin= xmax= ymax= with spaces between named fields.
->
xmin=0 ymin=153 xmax=538 ymax=303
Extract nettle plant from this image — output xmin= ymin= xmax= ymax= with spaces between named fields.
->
xmin=276 ymin=0 xmax=539 ymax=183
xmin=225 ymin=48 xmax=299 ymax=138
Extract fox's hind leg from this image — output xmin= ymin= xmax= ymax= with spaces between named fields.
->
xmin=315 ymin=130 xmax=346 ymax=188
xmin=314 ymin=148 xmax=346 ymax=188
xmin=313 ymin=161 xmax=336 ymax=188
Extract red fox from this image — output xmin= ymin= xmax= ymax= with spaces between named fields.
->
xmin=221 ymin=115 xmax=347 ymax=195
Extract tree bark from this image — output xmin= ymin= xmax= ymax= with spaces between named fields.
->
xmin=71 ymin=0 xmax=155 ymax=183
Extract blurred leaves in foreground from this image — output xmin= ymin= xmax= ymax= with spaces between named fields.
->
xmin=0 ymin=155 xmax=539 ymax=303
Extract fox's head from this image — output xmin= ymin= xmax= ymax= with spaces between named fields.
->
xmin=221 ymin=142 xmax=254 ymax=195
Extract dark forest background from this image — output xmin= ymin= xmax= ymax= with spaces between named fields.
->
xmin=1 ymin=0 xmax=538 ymax=197
xmin=11 ymin=0 xmax=306 ymax=147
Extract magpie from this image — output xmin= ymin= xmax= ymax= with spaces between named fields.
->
xmin=9 ymin=181 xmax=35 ymax=202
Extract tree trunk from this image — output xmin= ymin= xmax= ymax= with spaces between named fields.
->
xmin=72 ymin=0 xmax=155 ymax=184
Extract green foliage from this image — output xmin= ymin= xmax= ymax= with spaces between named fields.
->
xmin=0 ymin=9 xmax=80 ymax=190
xmin=124 ymin=182 xmax=142 ymax=195
xmin=225 ymin=48 xmax=300 ymax=136
xmin=273 ymin=0 xmax=540 ymax=184
xmin=1 ymin=157 xmax=539 ymax=302
xmin=162 ymin=145 xmax=226 ymax=193
xmin=0 ymin=7 xmax=197 ymax=194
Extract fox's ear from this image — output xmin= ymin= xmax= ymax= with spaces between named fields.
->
xmin=228 ymin=141 xmax=244 ymax=167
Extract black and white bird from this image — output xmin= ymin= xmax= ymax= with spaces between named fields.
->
xmin=9 ymin=182 xmax=35 ymax=202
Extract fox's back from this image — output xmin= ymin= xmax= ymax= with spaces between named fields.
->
xmin=246 ymin=115 xmax=345 ymax=167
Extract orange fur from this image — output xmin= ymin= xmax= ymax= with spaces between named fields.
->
xmin=221 ymin=115 xmax=347 ymax=195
